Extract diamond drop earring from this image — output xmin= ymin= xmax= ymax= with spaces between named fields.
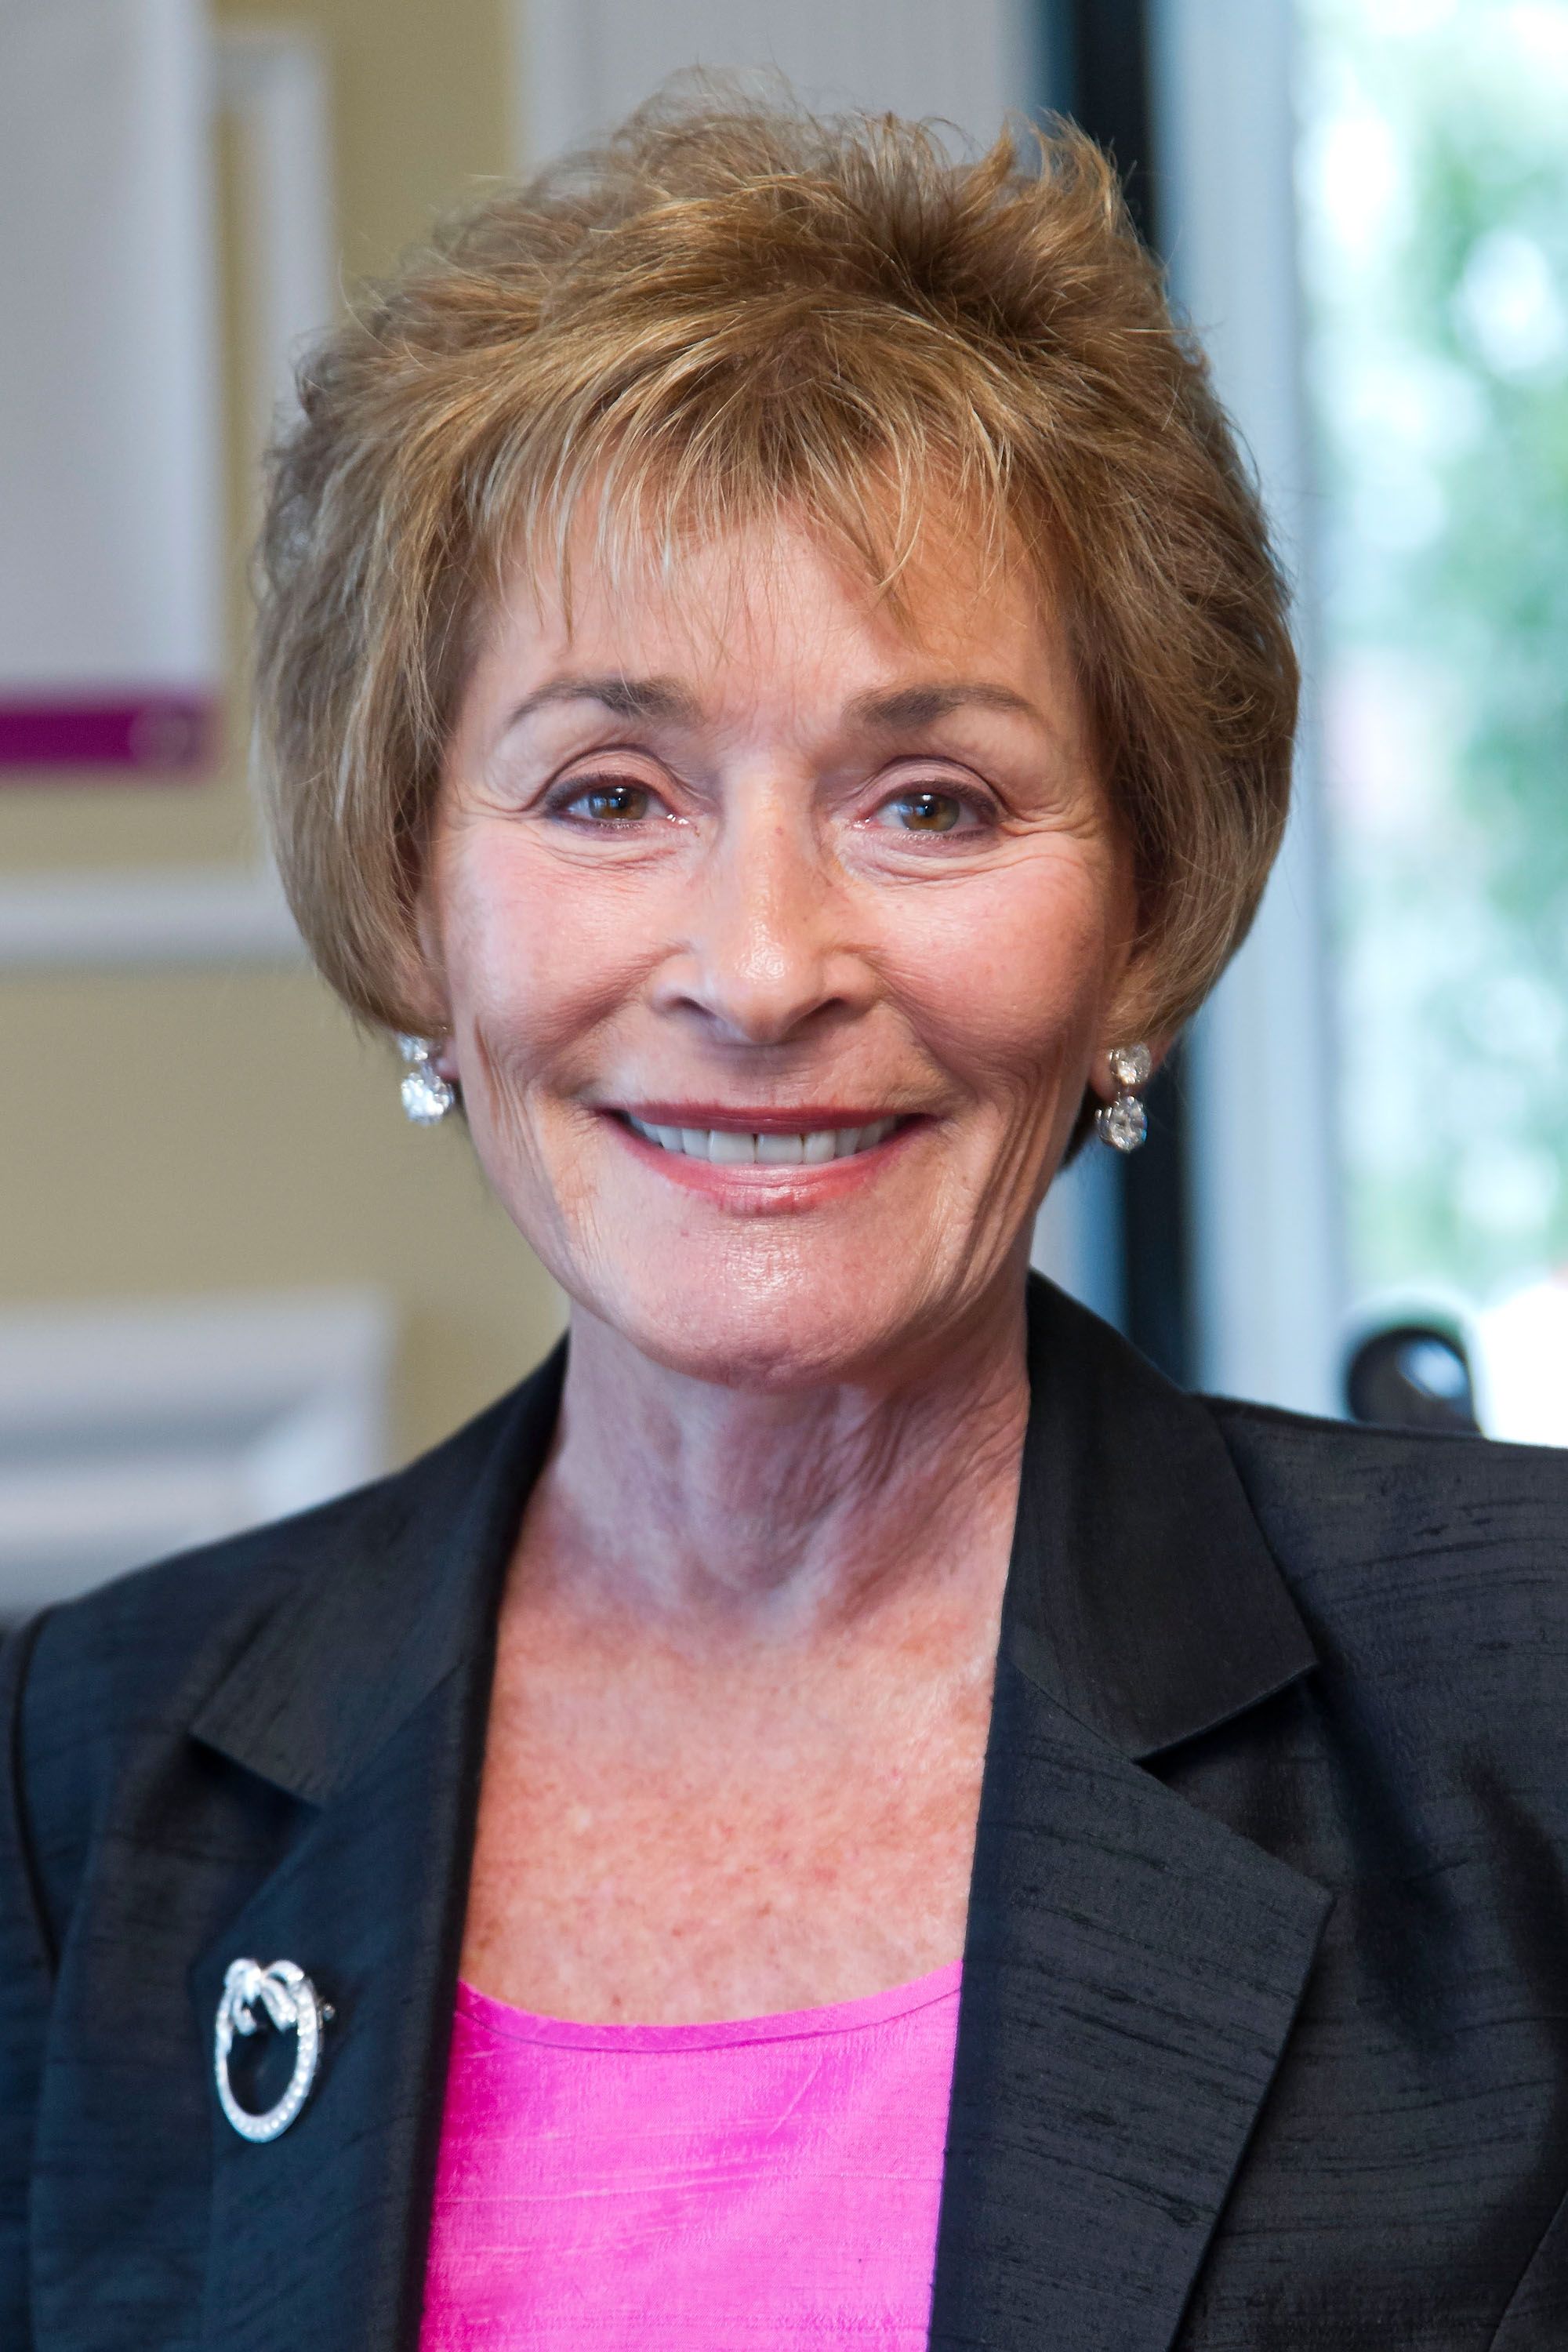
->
xmin=397 ymin=1034 xmax=456 ymax=1125
xmin=1095 ymin=1042 xmax=1151 ymax=1154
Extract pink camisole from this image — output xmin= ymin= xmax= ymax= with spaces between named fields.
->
xmin=419 ymin=1962 xmax=962 ymax=2348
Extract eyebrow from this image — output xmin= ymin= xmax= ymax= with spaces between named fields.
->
xmin=846 ymin=683 xmax=1041 ymax=729
xmin=501 ymin=675 xmax=702 ymax=732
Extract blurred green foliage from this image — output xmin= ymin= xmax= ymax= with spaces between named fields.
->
xmin=1299 ymin=0 xmax=1568 ymax=1301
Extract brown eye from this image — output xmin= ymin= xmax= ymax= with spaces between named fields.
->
xmin=577 ymin=783 xmax=650 ymax=822
xmin=891 ymin=789 xmax=963 ymax=833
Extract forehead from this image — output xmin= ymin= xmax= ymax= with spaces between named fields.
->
xmin=474 ymin=503 xmax=1076 ymax=721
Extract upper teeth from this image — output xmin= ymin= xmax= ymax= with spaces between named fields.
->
xmin=625 ymin=1116 xmax=898 ymax=1163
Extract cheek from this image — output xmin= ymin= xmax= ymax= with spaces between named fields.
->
xmin=884 ymin=857 xmax=1119 ymax=1090
xmin=437 ymin=835 xmax=652 ymax=1076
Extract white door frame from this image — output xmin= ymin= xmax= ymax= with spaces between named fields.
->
xmin=1152 ymin=0 xmax=1345 ymax=1414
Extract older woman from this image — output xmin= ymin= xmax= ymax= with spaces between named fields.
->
xmin=5 ymin=93 xmax=1568 ymax=2352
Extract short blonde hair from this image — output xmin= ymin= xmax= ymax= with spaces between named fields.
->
xmin=256 ymin=89 xmax=1297 ymax=1037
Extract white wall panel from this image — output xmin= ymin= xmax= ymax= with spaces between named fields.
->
xmin=517 ymin=0 xmax=1036 ymax=165
xmin=0 ymin=0 xmax=221 ymax=767
xmin=0 ymin=1289 xmax=392 ymax=1617
xmin=215 ymin=24 xmax=335 ymax=445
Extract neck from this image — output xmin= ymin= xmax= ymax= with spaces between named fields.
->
xmin=522 ymin=1271 xmax=1033 ymax=1646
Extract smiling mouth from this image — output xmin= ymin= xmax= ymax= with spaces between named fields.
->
xmin=620 ymin=1113 xmax=903 ymax=1165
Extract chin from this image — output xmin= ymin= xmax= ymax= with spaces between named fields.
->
xmin=580 ymin=1255 xmax=941 ymax=1394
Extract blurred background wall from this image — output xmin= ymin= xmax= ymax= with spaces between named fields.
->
xmin=0 ymin=0 xmax=551 ymax=1605
xmin=0 ymin=0 xmax=547 ymax=1589
xmin=4 ymin=0 xmax=1566 ymax=1613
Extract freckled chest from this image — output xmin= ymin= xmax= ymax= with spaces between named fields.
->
xmin=459 ymin=1577 xmax=1000 ymax=2024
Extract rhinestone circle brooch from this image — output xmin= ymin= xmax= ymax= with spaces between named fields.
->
xmin=214 ymin=1957 xmax=328 ymax=2143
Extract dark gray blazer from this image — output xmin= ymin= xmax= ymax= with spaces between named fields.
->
xmin=5 ymin=1275 xmax=1568 ymax=2350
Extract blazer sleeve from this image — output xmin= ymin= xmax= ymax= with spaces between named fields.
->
xmin=0 ymin=1613 xmax=56 ymax=2352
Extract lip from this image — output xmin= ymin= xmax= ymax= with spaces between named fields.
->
xmin=603 ymin=1106 xmax=923 ymax=1209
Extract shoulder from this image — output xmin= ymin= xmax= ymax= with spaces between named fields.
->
xmin=1204 ymin=1395 xmax=1568 ymax=1734
xmin=1206 ymin=1393 xmax=1568 ymax=1584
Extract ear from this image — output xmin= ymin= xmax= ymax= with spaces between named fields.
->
xmin=390 ymin=882 xmax=453 ymax=1050
xmin=1089 ymin=931 xmax=1171 ymax=1102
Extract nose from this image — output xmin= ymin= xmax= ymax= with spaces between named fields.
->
xmin=655 ymin=785 xmax=862 ymax=1047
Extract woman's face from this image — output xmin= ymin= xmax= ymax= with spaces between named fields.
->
xmin=426 ymin=514 xmax=1140 ymax=1388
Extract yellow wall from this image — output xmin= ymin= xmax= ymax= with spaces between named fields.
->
xmin=0 ymin=0 xmax=567 ymax=1458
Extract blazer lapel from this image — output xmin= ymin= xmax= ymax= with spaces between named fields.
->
xmin=928 ymin=1280 xmax=1333 ymax=2350
xmin=186 ymin=1344 xmax=566 ymax=2352
xmin=930 ymin=1650 xmax=1329 ymax=2351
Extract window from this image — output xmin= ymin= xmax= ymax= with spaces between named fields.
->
xmin=1298 ymin=0 xmax=1568 ymax=1437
